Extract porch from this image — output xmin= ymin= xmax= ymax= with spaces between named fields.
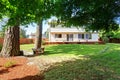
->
xmin=45 ymin=41 xmax=105 ymax=45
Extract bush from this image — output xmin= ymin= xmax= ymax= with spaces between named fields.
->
xmin=102 ymin=37 xmax=109 ymax=43
xmin=94 ymin=42 xmax=99 ymax=45
xmin=0 ymin=44 xmax=2 ymax=51
xmin=113 ymin=31 xmax=120 ymax=38
xmin=42 ymin=40 xmax=45 ymax=45
xmin=3 ymin=60 xmax=16 ymax=68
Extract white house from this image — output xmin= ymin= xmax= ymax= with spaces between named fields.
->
xmin=29 ymin=33 xmax=46 ymax=39
xmin=47 ymin=26 xmax=99 ymax=42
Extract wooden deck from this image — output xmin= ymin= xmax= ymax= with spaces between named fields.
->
xmin=45 ymin=41 xmax=105 ymax=45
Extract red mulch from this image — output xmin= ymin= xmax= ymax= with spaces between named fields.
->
xmin=0 ymin=56 xmax=43 ymax=80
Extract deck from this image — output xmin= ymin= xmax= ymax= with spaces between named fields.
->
xmin=45 ymin=41 xmax=105 ymax=45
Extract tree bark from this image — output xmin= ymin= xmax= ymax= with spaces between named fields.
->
xmin=0 ymin=26 xmax=20 ymax=57
xmin=34 ymin=20 xmax=42 ymax=49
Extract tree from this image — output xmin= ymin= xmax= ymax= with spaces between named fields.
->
xmin=114 ymin=31 xmax=120 ymax=38
xmin=0 ymin=0 xmax=56 ymax=56
xmin=35 ymin=21 xmax=42 ymax=49
xmin=0 ymin=29 xmax=5 ymax=38
xmin=33 ymin=0 xmax=55 ymax=50
xmin=0 ymin=1 xmax=20 ymax=57
xmin=0 ymin=0 xmax=39 ymax=57
xmin=20 ymin=28 xmax=28 ymax=38
xmin=55 ymin=0 xmax=120 ymax=32
xmin=48 ymin=19 xmax=58 ymax=28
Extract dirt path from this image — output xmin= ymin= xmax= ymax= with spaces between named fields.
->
xmin=27 ymin=56 xmax=79 ymax=72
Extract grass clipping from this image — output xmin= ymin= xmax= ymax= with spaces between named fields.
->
xmin=3 ymin=60 xmax=16 ymax=68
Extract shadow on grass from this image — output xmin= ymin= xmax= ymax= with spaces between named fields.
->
xmin=11 ymin=44 xmax=120 ymax=80
xmin=0 ymin=68 xmax=9 ymax=74
xmin=11 ymin=74 xmax=44 ymax=80
xmin=44 ymin=44 xmax=106 ymax=56
xmin=44 ymin=52 xmax=120 ymax=80
xmin=0 ymin=64 xmax=22 ymax=75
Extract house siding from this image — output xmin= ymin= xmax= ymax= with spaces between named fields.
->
xmin=91 ymin=33 xmax=99 ymax=41
xmin=48 ymin=27 xmax=99 ymax=42
xmin=49 ymin=33 xmax=99 ymax=42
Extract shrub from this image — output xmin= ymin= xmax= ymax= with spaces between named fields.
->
xmin=42 ymin=40 xmax=45 ymax=45
xmin=3 ymin=60 xmax=16 ymax=68
xmin=0 ymin=44 xmax=2 ymax=51
xmin=102 ymin=36 xmax=109 ymax=43
xmin=113 ymin=31 xmax=120 ymax=38
xmin=94 ymin=42 xmax=99 ymax=45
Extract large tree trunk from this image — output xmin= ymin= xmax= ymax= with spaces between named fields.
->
xmin=34 ymin=20 xmax=42 ymax=49
xmin=0 ymin=26 xmax=20 ymax=57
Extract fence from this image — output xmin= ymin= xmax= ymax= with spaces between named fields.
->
xmin=0 ymin=38 xmax=34 ymax=45
xmin=109 ymin=38 xmax=120 ymax=43
xmin=20 ymin=38 xmax=34 ymax=44
xmin=0 ymin=38 xmax=48 ymax=45
xmin=0 ymin=38 xmax=4 ymax=45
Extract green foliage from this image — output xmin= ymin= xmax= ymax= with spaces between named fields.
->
xmin=55 ymin=0 xmax=120 ymax=31
xmin=3 ymin=60 xmax=16 ymax=68
xmin=102 ymin=36 xmax=109 ymax=43
xmin=0 ymin=0 xmax=56 ymax=27
xmin=113 ymin=30 xmax=120 ymax=38
xmin=0 ymin=31 xmax=4 ymax=38
xmin=48 ymin=19 xmax=58 ymax=28
xmin=0 ymin=0 xmax=56 ymax=52
xmin=0 ymin=44 xmax=2 ymax=51
xmin=42 ymin=40 xmax=45 ymax=45
xmin=20 ymin=28 xmax=27 ymax=38
xmin=100 ymin=29 xmax=120 ymax=39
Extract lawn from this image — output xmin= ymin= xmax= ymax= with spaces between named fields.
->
xmin=21 ymin=44 xmax=106 ymax=57
xmin=20 ymin=43 xmax=120 ymax=80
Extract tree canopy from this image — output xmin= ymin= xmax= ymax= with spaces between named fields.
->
xmin=1 ymin=0 xmax=120 ymax=31
xmin=20 ymin=28 xmax=28 ymax=38
xmin=0 ymin=0 xmax=55 ymax=26
xmin=0 ymin=0 xmax=56 ymax=57
xmin=55 ymin=0 xmax=120 ymax=32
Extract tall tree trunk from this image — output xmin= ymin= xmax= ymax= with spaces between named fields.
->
xmin=0 ymin=26 xmax=20 ymax=57
xmin=34 ymin=20 xmax=42 ymax=49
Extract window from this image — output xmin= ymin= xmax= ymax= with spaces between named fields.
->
xmin=82 ymin=34 xmax=84 ymax=39
xmin=86 ymin=33 xmax=92 ymax=39
xmin=69 ymin=34 xmax=73 ymax=38
xmin=78 ymin=34 xmax=82 ymax=39
xmin=55 ymin=34 xmax=62 ymax=38
xmin=78 ymin=34 xmax=84 ymax=39
xmin=86 ymin=34 xmax=89 ymax=39
xmin=89 ymin=34 xmax=92 ymax=39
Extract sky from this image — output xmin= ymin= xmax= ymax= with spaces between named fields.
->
xmin=23 ymin=20 xmax=50 ymax=35
xmin=23 ymin=16 xmax=57 ymax=35
xmin=0 ymin=19 xmax=50 ymax=35
xmin=0 ymin=17 xmax=57 ymax=35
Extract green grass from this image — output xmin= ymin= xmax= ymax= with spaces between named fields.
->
xmin=20 ymin=43 xmax=120 ymax=80
xmin=20 ymin=44 xmax=34 ymax=52
xmin=45 ymin=44 xmax=105 ymax=55
xmin=21 ymin=44 xmax=106 ymax=56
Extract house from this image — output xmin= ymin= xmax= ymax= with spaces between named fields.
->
xmin=29 ymin=33 xmax=36 ymax=38
xmin=47 ymin=26 xmax=99 ymax=42
xmin=29 ymin=33 xmax=46 ymax=39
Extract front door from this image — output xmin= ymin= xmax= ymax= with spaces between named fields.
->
xmin=67 ymin=34 xmax=73 ymax=41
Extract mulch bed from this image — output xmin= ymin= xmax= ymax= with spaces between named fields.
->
xmin=0 ymin=56 xmax=43 ymax=80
